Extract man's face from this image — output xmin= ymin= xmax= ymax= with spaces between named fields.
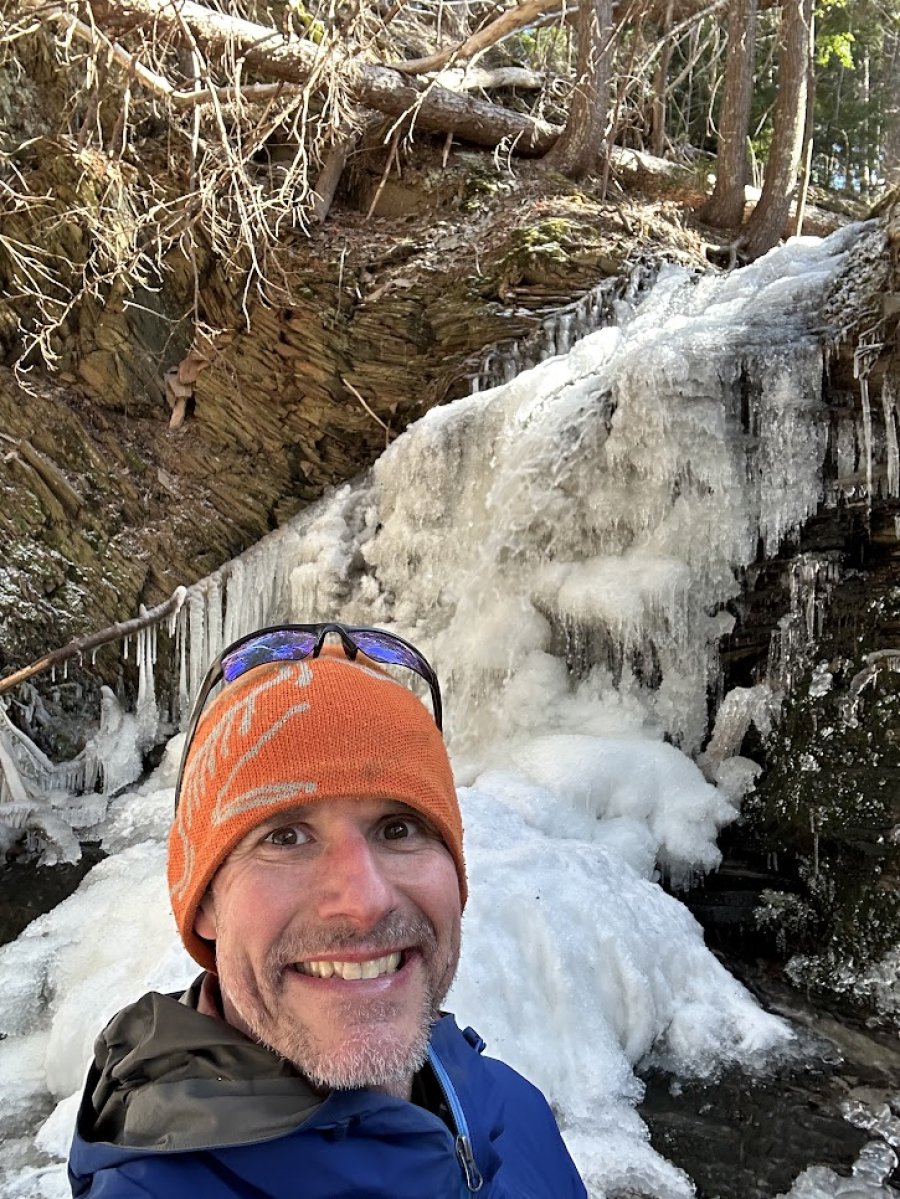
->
xmin=195 ymin=797 xmax=462 ymax=1093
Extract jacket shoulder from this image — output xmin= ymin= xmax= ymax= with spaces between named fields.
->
xmin=479 ymin=1056 xmax=587 ymax=1195
xmin=434 ymin=1021 xmax=587 ymax=1198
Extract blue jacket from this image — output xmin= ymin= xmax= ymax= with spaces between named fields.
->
xmin=68 ymin=982 xmax=587 ymax=1198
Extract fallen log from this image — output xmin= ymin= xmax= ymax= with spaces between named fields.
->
xmin=37 ymin=0 xmax=561 ymax=153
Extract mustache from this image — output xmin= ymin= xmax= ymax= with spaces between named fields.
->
xmin=267 ymin=912 xmax=438 ymax=971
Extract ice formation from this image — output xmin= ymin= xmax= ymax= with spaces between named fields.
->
xmin=129 ymin=222 xmax=881 ymax=770
xmin=0 ymin=222 xmax=893 ymax=1197
xmin=2 ymin=225 xmax=886 ymax=808
xmin=778 ymin=1140 xmax=900 ymax=1199
xmin=469 ymin=255 xmax=658 ymax=392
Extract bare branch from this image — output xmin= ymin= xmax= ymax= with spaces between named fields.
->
xmin=0 ymin=589 xmax=187 ymax=698
xmin=49 ymin=7 xmax=307 ymax=106
xmin=435 ymin=65 xmax=544 ymax=90
xmin=392 ymin=0 xmax=562 ymax=75
xmin=342 ymin=375 xmax=395 ymax=446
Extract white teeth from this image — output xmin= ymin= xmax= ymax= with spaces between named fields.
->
xmin=297 ymin=952 xmax=402 ymax=980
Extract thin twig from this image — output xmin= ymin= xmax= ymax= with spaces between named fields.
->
xmin=342 ymin=375 xmax=394 ymax=446
xmin=366 ymin=127 xmax=400 ymax=219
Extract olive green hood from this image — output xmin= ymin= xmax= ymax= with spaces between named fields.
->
xmin=79 ymin=977 xmax=322 ymax=1152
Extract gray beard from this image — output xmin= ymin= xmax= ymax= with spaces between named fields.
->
xmin=218 ymin=912 xmax=455 ymax=1092
xmin=233 ymin=984 xmax=436 ymax=1091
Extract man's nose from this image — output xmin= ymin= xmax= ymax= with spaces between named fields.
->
xmin=313 ymin=827 xmax=395 ymax=927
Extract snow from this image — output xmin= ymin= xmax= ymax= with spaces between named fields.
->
xmin=0 ymin=223 xmax=890 ymax=1198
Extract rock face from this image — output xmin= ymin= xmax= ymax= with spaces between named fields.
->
xmin=723 ymin=516 xmax=900 ymax=1025
xmin=700 ymin=194 xmax=900 ymax=1024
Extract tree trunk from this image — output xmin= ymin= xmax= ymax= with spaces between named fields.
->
xmin=792 ymin=7 xmax=815 ymax=236
xmin=861 ymin=51 xmax=871 ymax=194
xmin=61 ymin=0 xmax=560 ymax=153
xmin=698 ymin=0 xmax=758 ymax=228
xmin=649 ymin=0 xmax=675 ymax=158
xmin=543 ymin=0 xmax=614 ymax=178
xmin=886 ymin=29 xmax=900 ymax=187
xmin=741 ymin=0 xmax=814 ymax=259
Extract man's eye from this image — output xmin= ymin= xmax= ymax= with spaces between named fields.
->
xmin=382 ymin=818 xmax=416 ymax=841
xmin=264 ymin=826 xmax=308 ymax=847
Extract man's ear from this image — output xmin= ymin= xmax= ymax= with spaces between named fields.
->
xmin=194 ymin=891 xmax=217 ymax=940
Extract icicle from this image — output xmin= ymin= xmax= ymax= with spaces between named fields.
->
xmin=86 ymin=687 xmax=142 ymax=796
xmin=860 ymin=374 xmax=873 ymax=509
xmin=177 ymin=604 xmax=189 ymax=724
xmin=700 ymin=684 xmax=779 ymax=774
xmin=188 ymin=590 xmax=206 ymax=706
xmin=835 ymin=414 xmax=857 ymax=498
xmin=205 ymin=574 xmax=224 ymax=667
xmin=469 ymin=274 xmax=627 ymax=395
xmin=503 ymin=342 xmax=520 ymax=383
xmin=883 ymin=375 xmax=899 ymax=499
xmin=0 ymin=737 xmax=29 ymax=805
xmin=135 ymin=617 xmax=159 ymax=750
xmin=768 ymin=554 xmax=839 ymax=692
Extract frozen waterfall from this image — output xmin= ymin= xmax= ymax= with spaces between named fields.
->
xmin=0 ymin=221 xmax=895 ymax=1199
xmin=152 ymin=221 xmax=883 ymax=768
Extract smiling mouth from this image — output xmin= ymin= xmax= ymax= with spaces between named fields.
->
xmin=292 ymin=951 xmax=404 ymax=980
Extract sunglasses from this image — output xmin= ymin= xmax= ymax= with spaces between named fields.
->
xmin=174 ymin=623 xmax=443 ymax=811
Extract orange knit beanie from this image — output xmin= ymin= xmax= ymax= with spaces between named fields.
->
xmin=168 ymin=648 xmax=464 ymax=969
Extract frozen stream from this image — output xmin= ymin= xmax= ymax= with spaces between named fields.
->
xmin=1 ymin=224 xmax=898 ymax=1197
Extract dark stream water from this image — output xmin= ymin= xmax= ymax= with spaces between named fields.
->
xmin=0 ymin=845 xmax=104 ymax=945
xmin=1 ymin=855 xmax=897 ymax=1198
xmin=640 ymin=959 xmax=900 ymax=1197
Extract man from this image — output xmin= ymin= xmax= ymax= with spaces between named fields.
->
xmin=69 ymin=623 xmax=587 ymax=1197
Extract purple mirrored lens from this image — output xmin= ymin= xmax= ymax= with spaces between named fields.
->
xmin=221 ymin=630 xmax=319 ymax=682
xmin=352 ymin=631 xmax=426 ymax=672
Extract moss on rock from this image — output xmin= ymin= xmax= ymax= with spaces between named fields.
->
xmin=744 ymin=595 xmax=900 ymax=1025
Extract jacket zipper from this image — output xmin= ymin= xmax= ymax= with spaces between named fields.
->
xmin=427 ymin=1045 xmax=484 ymax=1194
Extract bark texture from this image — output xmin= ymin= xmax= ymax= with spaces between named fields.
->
xmin=649 ymin=0 xmax=675 ymax=159
xmin=698 ymin=0 xmax=758 ymax=229
xmin=741 ymin=0 xmax=814 ymax=258
xmin=543 ymin=0 xmax=614 ymax=178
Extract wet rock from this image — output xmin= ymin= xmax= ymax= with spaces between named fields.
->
xmin=639 ymin=964 xmax=900 ymax=1199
